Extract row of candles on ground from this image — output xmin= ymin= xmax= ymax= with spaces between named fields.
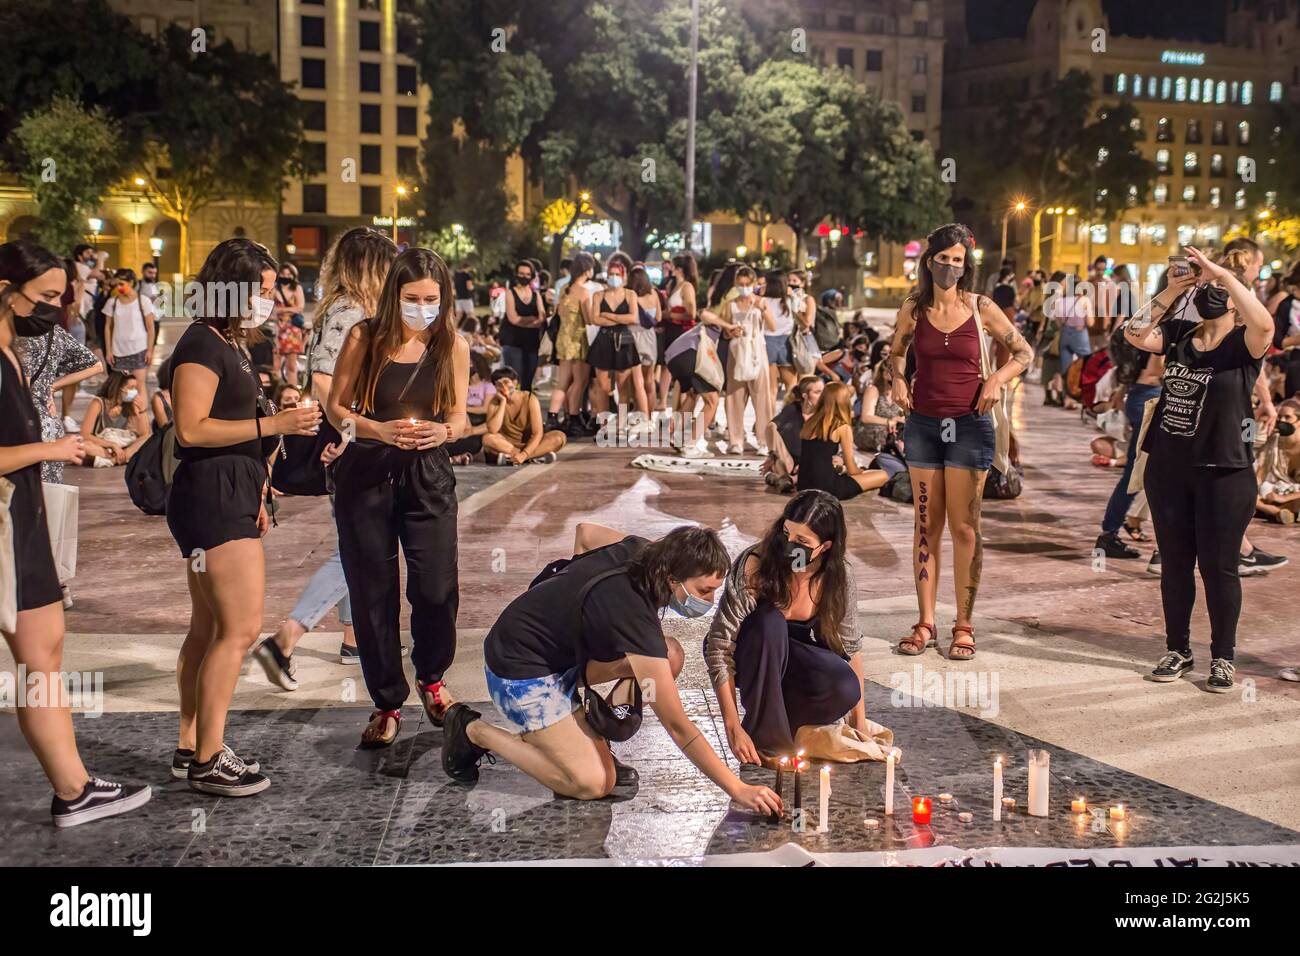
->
xmin=772 ymin=749 xmax=1128 ymax=830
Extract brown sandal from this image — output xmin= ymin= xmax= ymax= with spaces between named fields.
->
xmin=897 ymin=622 xmax=936 ymax=656
xmin=947 ymin=625 xmax=976 ymax=660
xmin=360 ymin=709 xmax=401 ymax=749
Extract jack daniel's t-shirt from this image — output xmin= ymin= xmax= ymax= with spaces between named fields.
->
xmin=1141 ymin=319 xmax=1262 ymax=468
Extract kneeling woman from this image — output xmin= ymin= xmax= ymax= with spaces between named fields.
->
xmin=706 ymin=490 xmax=866 ymax=762
xmin=326 ymin=247 xmax=470 ymax=747
xmin=440 ymin=524 xmax=781 ymax=815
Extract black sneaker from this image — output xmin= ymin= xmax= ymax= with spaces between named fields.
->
xmin=252 ymin=637 xmax=298 ymax=691
xmin=1146 ymin=550 xmax=1162 ymax=576
xmin=339 ymin=643 xmax=361 ymax=665
xmin=188 ymin=747 xmax=270 ymax=797
xmin=1207 ymin=658 xmax=1236 ymax=693
xmin=51 ymin=777 xmax=151 ymax=828
xmin=1095 ymin=531 xmax=1140 ymax=560
xmin=1240 ymin=548 xmax=1288 ymax=576
xmin=1150 ymin=650 xmax=1194 ymax=682
xmin=441 ymin=703 xmax=493 ymax=784
xmin=171 ymin=744 xmax=260 ymax=781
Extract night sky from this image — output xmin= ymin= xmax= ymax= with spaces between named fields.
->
xmin=968 ymin=0 xmax=1230 ymax=44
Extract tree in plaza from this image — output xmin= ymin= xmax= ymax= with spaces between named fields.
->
xmin=13 ymin=97 xmax=127 ymax=254
xmin=1246 ymin=100 xmax=1300 ymax=254
xmin=134 ymin=26 xmax=313 ymax=277
xmin=538 ymin=194 xmax=595 ymax=277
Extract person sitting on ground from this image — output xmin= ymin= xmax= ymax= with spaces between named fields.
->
xmin=78 ymin=370 xmax=151 ymax=467
xmin=1254 ymin=398 xmax=1300 ymax=524
xmin=706 ymin=490 xmax=865 ymax=762
xmin=152 ymin=353 xmax=175 ymax=430
xmin=445 ymin=351 xmax=494 ymax=465
xmin=855 ymin=360 xmax=906 ymax=455
xmin=797 ymin=381 xmax=889 ymax=500
xmin=439 ymin=522 xmax=781 ymax=817
xmin=272 ymin=381 xmax=301 ymax=410
xmin=761 ymin=374 xmax=823 ymax=493
xmin=482 ymin=367 xmax=566 ymax=465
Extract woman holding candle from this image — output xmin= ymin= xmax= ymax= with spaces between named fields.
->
xmin=325 ymin=247 xmax=470 ymax=747
xmin=705 ymin=490 xmax=865 ymax=762
xmin=439 ymin=522 xmax=782 ymax=816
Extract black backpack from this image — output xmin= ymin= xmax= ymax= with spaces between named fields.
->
xmin=813 ymin=306 xmax=842 ymax=352
xmin=124 ymin=422 xmax=179 ymax=515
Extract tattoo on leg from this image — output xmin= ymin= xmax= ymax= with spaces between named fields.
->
xmin=963 ymin=484 xmax=984 ymax=618
xmin=917 ymin=480 xmax=930 ymax=581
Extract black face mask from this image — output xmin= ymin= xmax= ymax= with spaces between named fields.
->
xmin=13 ymin=301 xmax=61 ymax=337
xmin=930 ymin=262 xmax=963 ymax=291
xmin=785 ymin=538 xmax=817 ymax=570
xmin=1277 ymin=420 xmax=1297 ymax=437
xmin=1193 ymin=284 xmax=1231 ymax=319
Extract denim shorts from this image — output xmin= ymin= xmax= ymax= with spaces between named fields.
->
xmin=485 ymin=665 xmax=579 ymax=734
xmin=903 ymin=411 xmax=995 ymax=472
xmin=765 ymin=334 xmax=792 ymax=367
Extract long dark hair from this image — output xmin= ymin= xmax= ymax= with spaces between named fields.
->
xmin=0 ymin=240 xmax=64 ymax=319
xmin=751 ymin=490 xmax=850 ymax=656
xmin=708 ymin=262 xmax=740 ymax=308
xmin=357 ymin=247 xmax=457 ymax=417
xmin=190 ymin=237 xmax=279 ymax=341
xmin=905 ymin=222 xmax=976 ymax=320
xmin=671 ymin=251 xmax=699 ymax=293
xmin=765 ymin=269 xmax=789 ymax=314
xmin=96 ymin=369 xmax=134 ymax=403
xmin=626 ymin=525 xmax=730 ymax=609
xmin=563 ymin=252 xmax=595 ymax=301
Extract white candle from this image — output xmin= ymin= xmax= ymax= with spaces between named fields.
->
xmin=957 ymin=811 xmax=973 ymax=823
xmin=1027 ymin=749 xmax=1050 ymax=817
xmin=884 ymin=749 xmax=897 ymax=816
xmin=993 ymin=756 xmax=1004 ymax=822
xmin=818 ymin=765 xmax=831 ymax=833
xmin=938 ymin=793 xmax=954 ymax=803
xmin=863 ymin=817 xmax=880 ymax=830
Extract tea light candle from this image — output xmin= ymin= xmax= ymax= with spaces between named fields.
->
xmin=1109 ymin=804 xmax=1127 ymax=820
xmin=863 ymin=817 xmax=880 ymax=830
xmin=1072 ymin=797 xmax=1088 ymax=813
xmin=818 ymin=765 xmax=831 ymax=833
xmin=993 ymin=756 xmax=1003 ymax=821
xmin=884 ymin=749 xmax=897 ymax=816
xmin=938 ymin=793 xmax=954 ymax=803
xmin=1001 ymin=797 xmax=1016 ymax=812
xmin=957 ymin=811 xmax=973 ymax=823
xmin=911 ymin=796 xmax=932 ymax=825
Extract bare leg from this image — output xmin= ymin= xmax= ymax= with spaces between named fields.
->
xmin=567 ymin=360 xmax=589 ymax=415
xmin=527 ymin=430 xmax=567 ymax=459
xmin=468 ymin=710 xmax=616 ymax=799
xmin=910 ymin=467 xmax=946 ymax=630
xmin=3 ymin=602 xmax=90 ymax=799
xmin=850 ymin=468 xmax=889 ymax=493
xmin=548 ymin=362 xmax=572 ymax=415
xmin=177 ymin=564 xmax=217 ymax=751
xmin=943 ymin=466 xmax=989 ymax=629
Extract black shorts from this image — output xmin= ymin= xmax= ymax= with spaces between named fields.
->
xmin=588 ymin=328 xmax=640 ymax=371
xmin=11 ymin=466 xmax=62 ymax=612
xmin=166 ymin=454 xmax=264 ymax=558
xmin=666 ymin=349 xmax=718 ymax=395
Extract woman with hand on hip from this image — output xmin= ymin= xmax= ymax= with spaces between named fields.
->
xmin=888 ymin=223 xmax=1033 ymax=661
xmin=325 ymin=248 xmax=469 ymax=748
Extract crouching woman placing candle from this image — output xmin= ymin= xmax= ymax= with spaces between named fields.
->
xmin=706 ymin=490 xmax=866 ymax=763
xmin=439 ymin=522 xmax=782 ymax=815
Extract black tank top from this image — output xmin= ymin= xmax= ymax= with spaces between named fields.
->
xmin=499 ymin=286 xmax=542 ymax=351
xmin=372 ymin=358 xmax=442 ymax=422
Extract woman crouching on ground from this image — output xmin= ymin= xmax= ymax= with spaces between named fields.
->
xmin=706 ymin=490 xmax=865 ymax=763
xmin=440 ymin=523 xmax=782 ymax=815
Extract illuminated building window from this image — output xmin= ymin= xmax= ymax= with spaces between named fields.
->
xmin=1120 ymin=223 xmax=1138 ymax=245
xmin=1241 ymin=81 xmax=1253 ymax=105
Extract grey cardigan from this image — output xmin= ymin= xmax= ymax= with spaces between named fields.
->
xmin=704 ymin=544 xmax=862 ymax=688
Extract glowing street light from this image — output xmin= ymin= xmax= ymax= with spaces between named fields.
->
xmin=735 ymin=245 xmax=748 ymax=259
xmin=392 ymin=184 xmax=408 ymax=242
xmin=1001 ymin=198 xmax=1028 ymax=264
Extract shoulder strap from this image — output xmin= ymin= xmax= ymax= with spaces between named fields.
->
xmin=573 ymin=566 xmax=629 ymax=681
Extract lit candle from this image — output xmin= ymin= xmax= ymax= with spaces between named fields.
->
xmin=1072 ymin=797 xmax=1088 ymax=814
xmin=1109 ymin=804 xmax=1126 ymax=820
xmin=794 ymin=758 xmax=805 ymax=813
xmin=884 ymin=749 xmax=897 ymax=816
xmin=1027 ymin=749 xmax=1050 ymax=817
xmin=863 ymin=817 xmax=880 ymax=831
xmin=1002 ymin=797 xmax=1016 ymax=812
xmin=818 ymin=765 xmax=831 ymax=833
xmin=993 ymin=756 xmax=1003 ymax=822
xmin=957 ymin=811 xmax=973 ymax=823
xmin=938 ymin=793 xmax=954 ymax=804
xmin=912 ymin=796 xmax=932 ymax=826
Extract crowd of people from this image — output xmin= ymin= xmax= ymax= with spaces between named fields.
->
xmin=2 ymin=216 xmax=1298 ymax=829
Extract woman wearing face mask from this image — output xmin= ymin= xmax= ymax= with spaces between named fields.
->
xmin=440 ymin=522 xmax=781 ymax=816
xmin=272 ymin=263 xmax=307 ymax=387
xmin=709 ymin=266 xmax=775 ymax=455
xmin=629 ymin=265 xmax=663 ymax=417
xmin=78 ymin=371 xmax=151 ymax=466
xmin=1253 ymin=399 xmax=1300 ymax=524
xmin=585 ymin=253 xmax=649 ymax=426
xmin=762 ymin=271 xmax=802 ymax=404
xmin=706 ymin=490 xmax=864 ymax=762
xmin=501 ymin=259 xmax=546 ymax=393
xmin=1125 ymin=246 xmax=1274 ymax=693
xmin=855 ymin=360 xmax=906 ymax=455
xmin=546 ymin=251 xmax=594 ymax=435
xmin=798 ymin=382 xmax=890 ymax=500
xmin=326 ymin=247 xmax=470 ymax=748
xmin=1 ymin=240 xmax=153 ymax=827
xmin=888 ymin=223 xmax=1033 ymax=661
xmin=762 ymin=374 xmax=824 ymax=493
xmin=102 ymin=268 xmax=156 ymax=406
xmin=659 ymin=252 xmax=699 ymax=410
xmin=167 ymin=238 xmax=322 ymax=796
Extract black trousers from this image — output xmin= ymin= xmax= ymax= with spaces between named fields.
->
xmin=333 ymin=440 xmax=459 ymax=711
xmin=1145 ymin=453 xmax=1255 ymax=661
xmin=733 ymin=604 xmax=861 ymax=754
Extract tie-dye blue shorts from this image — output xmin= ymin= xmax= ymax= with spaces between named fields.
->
xmin=484 ymin=665 xmax=580 ymax=734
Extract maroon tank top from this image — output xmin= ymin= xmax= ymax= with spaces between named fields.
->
xmin=911 ymin=306 xmax=983 ymax=418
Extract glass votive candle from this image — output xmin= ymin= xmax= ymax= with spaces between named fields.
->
xmin=912 ymin=796 xmax=932 ymax=825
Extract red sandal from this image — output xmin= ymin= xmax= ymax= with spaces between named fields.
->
xmin=418 ymin=679 xmax=451 ymax=728
xmin=897 ymin=622 xmax=936 ymax=656
xmin=360 ymin=709 xmax=401 ymax=749
xmin=947 ymin=625 xmax=976 ymax=660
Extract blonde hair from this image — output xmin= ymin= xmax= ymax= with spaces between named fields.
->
xmin=317 ymin=227 xmax=398 ymax=320
xmin=801 ymin=381 xmax=854 ymax=442
xmin=1218 ymin=247 xmax=1253 ymax=281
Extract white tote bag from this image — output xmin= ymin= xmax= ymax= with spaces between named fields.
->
xmin=42 ymin=483 xmax=79 ymax=584
xmin=729 ymin=307 xmax=765 ymax=383
xmin=693 ymin=328 xmax=725 ymax=390
xmin=0 ymin=477 xmax=17 ymax=633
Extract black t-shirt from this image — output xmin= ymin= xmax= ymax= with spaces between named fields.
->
xmin=453 ymin=270 xmax=473 ymax=300
xmin=1142 ymin=319 xmax=1262 ymax=469
xmin=774 ymin=402 xmax=805 ymax=462
xmin=484 ymin=536 xmax=667 ymax=680
xmin=169 ymin=321 xmax=264 ymax=462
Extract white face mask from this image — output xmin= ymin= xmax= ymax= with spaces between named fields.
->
xmin=607 ymin=275 xmax=625 ymax=289
xmin=242 ymin=294 xmax=275 ymax=329
xmin=736 ymin=285 xmax=754 ymax=298
xmin=122 ymin=389 xmax=139 ymax=403
xmin=402 ymin=301 xmax=438 ymax=330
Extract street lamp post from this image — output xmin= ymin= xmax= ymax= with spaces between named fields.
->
xmin=393 ymin=185 xmax=407 ymax=243
xmin=1001 ymin=200 xmax=1026 ymax=265
xmin=683 ymin=0 xmax=699 ymax=249
xmin=452 ymin=223 xmax=464 ymax=263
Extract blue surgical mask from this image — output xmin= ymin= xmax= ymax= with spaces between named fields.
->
xmin=607 ymin=275 xmax=625 ymax=289
xmin=736 ymin=285 xmax=754 ymax=298
xmin=122 ymin=389 xmax=139 ymax=404
xmin=668 ymin=581 xmax=713 ymax=618
xmin=402 ymin=301 xmax=438 ymax=330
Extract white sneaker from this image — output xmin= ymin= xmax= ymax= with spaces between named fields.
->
xmin=680 ymin=438 xmax=712 ymax=459
xmin=726 ymin=441 xmax=747 ymax=455
xmin=743 ymin=437 xmax=763 ymax=454
xmin=92 ymin=456 xmax=113 ymax=469
xmin=63 ymin=416 xmax=80 ymax=433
